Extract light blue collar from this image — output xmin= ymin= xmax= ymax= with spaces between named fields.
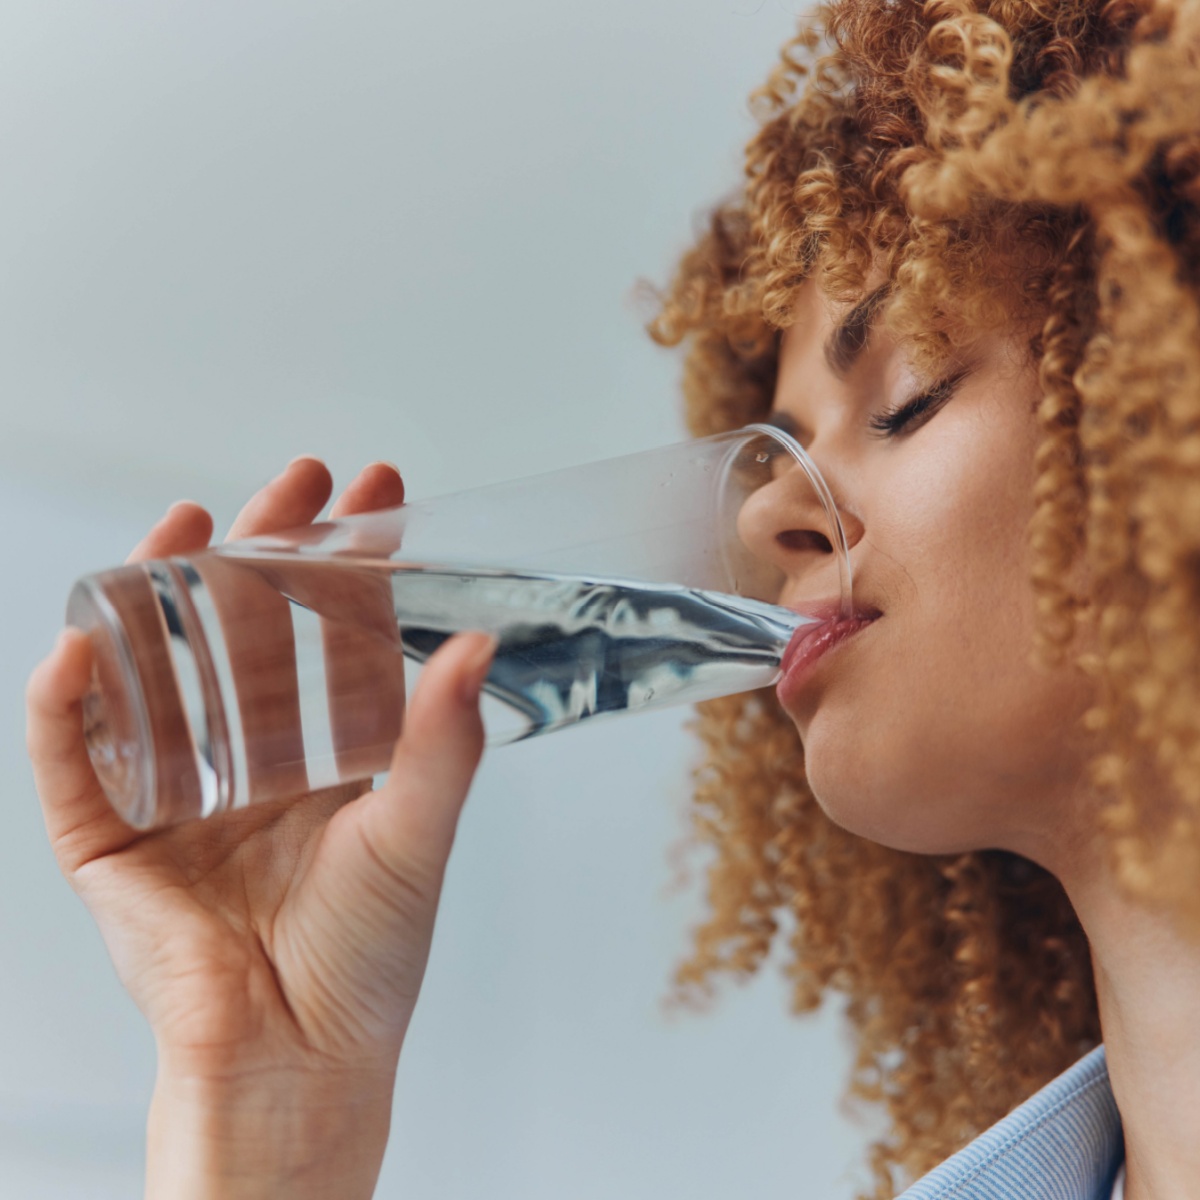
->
xmin=897 ymin=1044 xmax=1123 ymax=1200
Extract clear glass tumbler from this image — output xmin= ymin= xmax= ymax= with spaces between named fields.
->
xmin=66 ymin=424 xmax=852 ymax=830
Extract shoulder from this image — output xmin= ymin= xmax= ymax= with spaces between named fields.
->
xmin=896 ymin=1044 xmax=1124 ymax=1200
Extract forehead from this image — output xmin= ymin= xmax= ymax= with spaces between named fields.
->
xmin=779 ymin=279 xmax=838 ymax=351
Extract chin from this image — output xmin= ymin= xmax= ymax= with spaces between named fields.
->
xmin=804 ymin=773 xmax=907 ymax=848
xmin=799 ymin=721 xmax=982 ymax=856
xmin=799 ymin=723 xmax=893 ymax=843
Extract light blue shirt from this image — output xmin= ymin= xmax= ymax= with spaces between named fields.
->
xmin=897 ymin=1044 xmax=1124 ymax=1200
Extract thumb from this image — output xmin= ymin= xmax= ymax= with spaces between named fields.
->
xmin=267 ymin=631 xmax=498 ymax=1054
xmin=351 ymin=631 xmax=497 ymax=887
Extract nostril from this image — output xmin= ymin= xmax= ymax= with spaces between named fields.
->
xmin=776 ymin=528 xmax=833 ymax=553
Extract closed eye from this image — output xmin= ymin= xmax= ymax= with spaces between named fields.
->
xmin=867 ymin=369 xmax=969 ymax=439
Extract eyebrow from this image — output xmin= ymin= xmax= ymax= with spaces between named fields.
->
xmin=764 ymin=283 xmax=893 ymax=443
xmin=823 ymin=283 xmax=891 ymax=377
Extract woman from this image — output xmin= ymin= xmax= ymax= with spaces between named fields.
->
xmin=25 ymin=1 xmax=1200 ymax=1196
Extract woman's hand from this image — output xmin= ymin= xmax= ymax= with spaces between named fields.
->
xmin=24 ymin=457 xmax=497 ymax=1200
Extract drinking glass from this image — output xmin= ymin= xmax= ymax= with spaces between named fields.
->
xmin=66 ymin=424 xmax=852 ymax=829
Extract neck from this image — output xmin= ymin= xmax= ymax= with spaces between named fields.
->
xmin=1055 ymin=838 xmax=1200 ymax=1200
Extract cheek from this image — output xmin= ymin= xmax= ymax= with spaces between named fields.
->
xmin=794 ymin=401 xmax=1092 ymax=854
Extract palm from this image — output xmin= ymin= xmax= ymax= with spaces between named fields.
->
xmin=70 ymin=768 xmax=442 ymax=1076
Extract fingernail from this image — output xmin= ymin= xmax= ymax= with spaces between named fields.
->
xmin=459 ymin=634 xmax=499 ymax=705
xmin=367 ymin=460 xmax=401 ymax=475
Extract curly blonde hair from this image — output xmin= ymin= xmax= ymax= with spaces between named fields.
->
xmin=647 ymin=1 xmax=1200 ymax=1193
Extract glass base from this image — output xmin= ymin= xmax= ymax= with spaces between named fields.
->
xmin=66 ymin=577 xmax=158 ymax=830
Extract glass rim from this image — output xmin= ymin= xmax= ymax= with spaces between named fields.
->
xmin=220 ymin=423 xmax=855 ymax=618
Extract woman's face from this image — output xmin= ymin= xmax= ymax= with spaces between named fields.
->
xmin=755 ymin=278 xmax=1099 ymax=868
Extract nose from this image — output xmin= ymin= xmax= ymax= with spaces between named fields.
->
xmin=734 ymin=452 xmax=863 ymax=600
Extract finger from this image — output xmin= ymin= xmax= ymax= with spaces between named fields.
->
xmin=26 ymin=628 xmax=139 ymax=872
xmin=204 ymin=454 xmax=331 ymax=800
xmin=329 ymin=462 xmax=405 ymax=521
xmin=353 ymin=631 xmax=497 ymax=877
xmin=258 ymin=462 xmax=407 ymax=789
xmin=197 ymin=461 xmax=405 ymax=801
xmin=224 ymin=455 xmax=334 ymax=543
xmin=125 ymin=501 xmax=214 ymax=565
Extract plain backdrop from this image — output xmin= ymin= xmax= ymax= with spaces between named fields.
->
xmin=0 ymin=2 xmax=883 ymax=1196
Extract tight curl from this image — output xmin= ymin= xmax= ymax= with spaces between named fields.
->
xmin=647 ymin=2 xmax=1200 ymax=1194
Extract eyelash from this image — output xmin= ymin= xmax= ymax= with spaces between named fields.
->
xmin=867 ymin=372 xmax=966 ymax=439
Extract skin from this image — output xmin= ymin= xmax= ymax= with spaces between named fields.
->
xmin=25 ymin=457 xmax=498 ymax=1199
xmin=764 ymin=279 xmax=1200 ymax=1200
xmin=760 ymin=277 xmax=1099 ymax=864
xmin=22 ymin=280 xmax=1199 ymax=1197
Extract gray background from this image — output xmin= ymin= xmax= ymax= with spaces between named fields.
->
xmin=0 ymin=2 xmax=880 ymax=1195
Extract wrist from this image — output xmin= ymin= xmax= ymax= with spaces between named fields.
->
xmin=146 ymin=1058 xmax=396 ymax=1200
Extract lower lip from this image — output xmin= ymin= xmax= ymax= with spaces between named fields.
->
xmin=776 ymin=616 xmax=879 ymax=710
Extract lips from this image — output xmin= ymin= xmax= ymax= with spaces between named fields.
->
xmin=776 ymin=599 xmax=882 ymax=707
xmin=779 ymin=599 xmax=882 ymax=677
